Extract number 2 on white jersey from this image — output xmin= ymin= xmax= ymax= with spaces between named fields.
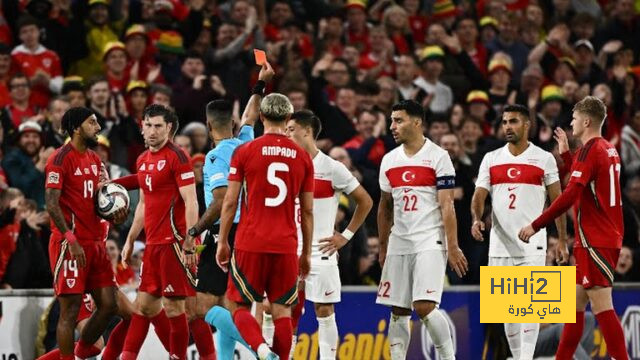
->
xmin=609 ymin=163 xmax=621 ymax=207
xmin=265 ymin=162 xmax=289 ymax=207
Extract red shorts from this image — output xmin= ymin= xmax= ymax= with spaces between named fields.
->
xmin=227 ymin=250 xmax=298 ymax=306
xmin=575 ymin=247 xmax=619 ymax=289
xmin=139 ymin=243 xmax=197 ymax=297
xmin=76 ymin=294 xmax=95 ymax=323
xmin=49 ymin=238 xmax=115 ymax=295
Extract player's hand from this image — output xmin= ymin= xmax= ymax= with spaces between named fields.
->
xmin=121 ymin=240 xmax=133 ymax=268
xmin=471 ymin=220 xmax=485 ymax=241
xmin=518 ymin=224 xmax=537 ymax=243
xmin=318 ymin=232 xmax=349 ymax=256
xmin=447 ymin=246 xmax=468 ymax=278
xmin=68 ymin=241 xmax=86 ymax=268
xmin=299 ymin=254 xmax=311 ymax=279
xmin=182 ymin=238 xmax=197 ymax=267
xmin=216 ymin=240 xmax=230 ymax=273
xmin=555 ymin=240 xmax=569 ymax=265
xmin=258 ymin=61 xmax=275 ymax=83
xmin=553 ymin=127 xmax=570 ymax=155
xmin=111 ymin=207 xmax=129 ymax=225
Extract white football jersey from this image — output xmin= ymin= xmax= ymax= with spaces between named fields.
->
xmin=295 ymin=151 xmax=360 ymax=264
xmin=379 ymin=139 xmax=456 ymax=255
xmin=475 ymin=143 xmax=559 ymax=257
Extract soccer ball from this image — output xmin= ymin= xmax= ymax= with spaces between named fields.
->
xmin=95 ymin=183 xmax=130 ymax=220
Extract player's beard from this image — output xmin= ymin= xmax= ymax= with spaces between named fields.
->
xmin=85 ymin=135 xmax=99 ymax=148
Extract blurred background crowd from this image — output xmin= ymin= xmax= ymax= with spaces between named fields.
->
xmin=1 ymin=0 xmax=640 ymax=293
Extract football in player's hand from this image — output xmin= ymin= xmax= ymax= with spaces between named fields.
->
xmin=95 ymin=183 xmax=130 ymax=221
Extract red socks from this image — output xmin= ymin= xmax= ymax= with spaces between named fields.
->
xmin=556 ymin=311 xmax=584 ymax=360
xmin=595 ymin=309 xmax=629 ymax=360
xmin=169 ymin=313 xmax=189 ymax=360
xmin=74 ymin=340 xmax=101 ymax=359
xmin=292 ymin=289 xmax=305 ymax=329
xmin=273 ymin=317 xmax=293 ymax=359
xmin=190 ymin=318 xmax=216 ymax=360
xmin=101 ymin=319 xmax=131 ymax=360
xmin=121 ymin=313 xmax=151 ymax=359
xmin=233 ymin=307 xmax=266 ymax=353
xmin=151 ymin=309 xmax=172 ymax=351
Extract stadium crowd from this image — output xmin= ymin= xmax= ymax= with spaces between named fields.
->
xmin=1 ymin=0 xmax=640 ymax=294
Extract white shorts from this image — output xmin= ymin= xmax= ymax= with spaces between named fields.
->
xmin=376 ymin=250 xmax=446 ymax=309
xmin=488 ymin=255 xmax=545 ymax=267
xmin=305 ymin=264 xmax=341 ymax=303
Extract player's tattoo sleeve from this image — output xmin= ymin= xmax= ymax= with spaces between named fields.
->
xmin=45 ymin=188 xmax=70 ymax=233
xmin=438 ymin=189 xmax=460 ymax=248
xmin=240 ymin=94 xmax=261 ymax=128
xmin=547 ymin=181 xmax=568 ymax=240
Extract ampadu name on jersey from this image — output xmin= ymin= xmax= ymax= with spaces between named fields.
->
xmin=262 ymin=145 xmax=297 ymax=159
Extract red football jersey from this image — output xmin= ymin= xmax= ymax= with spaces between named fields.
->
xmin=136 ymin=142 xmax=194 ymax=245
xmin=568 ymin=137 xmax=624 ymax=249
xmin=11 ymin=45 xmax=62 ymax=108
xmin=45 ymin=144 xmax=104 ymax=243
xmin=228 ymin=134 xmax=314 ymax=254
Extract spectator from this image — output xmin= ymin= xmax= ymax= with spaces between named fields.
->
xmin=344 ymin=0 xmax=370 ymax=53
xmin=479 ymin=16 xmax=499 ymax=45
xmin=427 ymin=113 xmax=452 ymax=144
xmin=280 ymin=83 xmax=308 ymax=112
xmin=486 ymin=12 xmax=529 ymax=84
xmin=2 ymin=196 xmax=51 ymax=289
xmin=0 ymin=43 xmax=11 ymax=107
xmin=102 ymin=41 xmax=129 ymax=93
xmin=415 ymin=45 xmax=453 ymax=114
xmin=3 ymin=73 xmax=37 ymax=129
xmin=440 ymin=132 xmax=482 ymax=283
xmin=41 ymin=95 xmax=70 ymax=149
xmin=615 ymin=245 xmax=639 ymax=281
xmin=68 ymin=0 xmax=126 ymax=80
xmin=343 ymin=109 xmax=391 ymax=168
xmin=1 ymin=121 xmax=53 ymax=209
xmin=0 ymin=188 xmax=23 ymax=286
xmin=126 ymin=80 xmax=150 ymax=126
xmin=486 ymin=55 xmax=516 ymax=116
xmin=149 ymin=83 xmax=173 ymax=108
xmin=173 ymin=134 xmax=193 ymax=155
xmin=181 ymin=122 xmax=208 ymax=155
xmin=315 ymin=11 xmax=346 ymax=57
xmin=375 ymin=76 xmax=398 ymax=115
xmin=594 ymin=0 xmax=640 ymax=60
xmin=156 ymin=31 xmax=187 ymax=85
xmin=535 ymin=85 xmax=567 ymax=148
xmin=454 ymin=16 xmax=488 ymax=77
xmin=395 ymin=54 xmax=425 ymax=103
xmin=209 ymin=10 xmax=265 ymax=106
xmin=105 ymin=238 xmax=136 ymax=288
xmin=358 ymin=26 xmax=395 ymax=80
xmin=621 ymin=108 xmax=640 ymax=178
xmin=466 ymin=90 xmax=494 ymax=129
xmin=124 ymin=24 xmax=160 ymax=85
xmin=60 ymin=76 xmax=87 ymax=108
xmin=354 ymin=80 xmax=380 ymax=112
xmin=172 ymin=51 xmax=226 ymax=125
xmin=573 ymin=40 xmax=606 ymax=88
xmin=382 ymin=5 xmax=413 ymax=55
xmin=11 ymin=15 xmax=63 ymax=108
xmin=264 ymin=0 xmax=294 ymax=42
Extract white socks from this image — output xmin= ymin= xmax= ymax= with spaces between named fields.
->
xmin=317 ymin=314 xmax=339 ymax=359
xmin=504 ymin=323 xmax=521 ymax=359
xmin=422 ymin=309 xmax=455 ymax=360
xmin=262 ymin=312 xmax=274 ymax=347
xmin=519 ymin=323 xmax=539 ymax=360
xmin=388 ymin=314 xmax=410 ymax=360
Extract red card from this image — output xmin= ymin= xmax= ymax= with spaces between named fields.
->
xmin=254 ymin=49 xmax=267 ymax=65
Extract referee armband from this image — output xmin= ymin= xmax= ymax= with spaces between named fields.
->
xmin=436 ymin=176 xmax=455 ymax=190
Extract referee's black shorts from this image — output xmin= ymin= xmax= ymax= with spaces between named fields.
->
xmin=196 ymin=223 xmax=237 ymax=296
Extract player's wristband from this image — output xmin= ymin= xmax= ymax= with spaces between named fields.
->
xmin=341 ymin=229 xmax=354 ymax=241
xmin=64 ymin=231 xmax=77 ymax=245
xmin=252 ymin=80 xmax=266 ymax=96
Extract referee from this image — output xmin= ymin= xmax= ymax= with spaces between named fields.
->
xmin=187 ymin=61 xmax=274 ymax=359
